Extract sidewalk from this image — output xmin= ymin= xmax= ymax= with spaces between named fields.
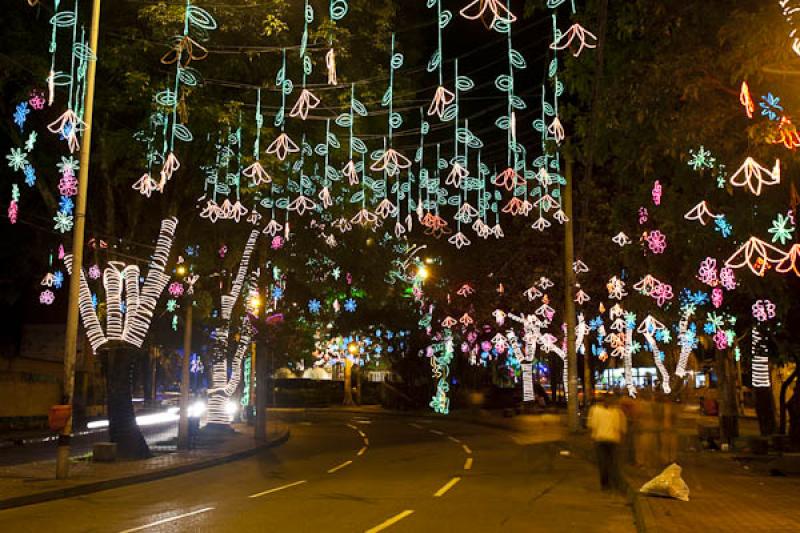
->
xmin=626 ymin=450 xmax=800 ymax=532
xmin=0 ymin=422 xmax=289 ymax=510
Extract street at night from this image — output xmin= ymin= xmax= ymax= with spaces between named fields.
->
xmin=3 ymin=0 xmax=800 ymax=531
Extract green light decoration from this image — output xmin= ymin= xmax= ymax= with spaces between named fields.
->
xmin=290 ymin=0 xmax=320 ymax=121
xmin=429 ymin=329 xmax=454 ymax=414
xmin=267 ymin=49 xmax=299 ymax=161
xmin=426 ymin=0 xmax=455 ymax=120
xmin=330 ymin=0 xmax=349 ymax=21
xmin=337 ymin=84 xmax=368 ymax=185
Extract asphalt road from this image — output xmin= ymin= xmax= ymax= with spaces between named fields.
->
xmin=0 ymin=411 xmax=635 ymax=532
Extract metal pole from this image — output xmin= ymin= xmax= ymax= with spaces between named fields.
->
xmin=57 ymin=0 xmax=102 ymax=480
xmin=564 ymin=156 xmax=579 ymax=433
xmin=249 ymin=342 xmax=256 ymax=420
xmin=178 ymin=301 xmax=192 ymax=450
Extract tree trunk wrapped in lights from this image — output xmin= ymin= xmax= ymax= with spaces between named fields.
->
xmin=64 ymin=217 xmax=178 ymax=458
xmin=206 ymin=228 xmax=259 ymax=428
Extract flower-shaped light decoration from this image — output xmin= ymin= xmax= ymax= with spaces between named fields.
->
xmin=157 ymin=152 xmax=181 ymax=192
xmin=289 ymin=89 xmax=321 ymax=121
xmin=47 ymin=110 xmax=85 ymax=152
xmin=168 ymin=282 xmax=185 ymax=298
xmin=447 ymin=231 xmax=472 ymax=250
xmin=262 ymin=219 xmax=284 ymax=237
xmin=375 ymin=198 xmax=398 ymax=219
xmin=651 ymin=283 xmax=673 ymax=307
xmin=342 ymin=160 xmax=359 ymax=185
xmin=711 ymin=287 xmax=723 ymax=308
xmin=459 ymin=313 xmax=474 ymax=327
xmin=646 ymin=230 xmax=667 ymax=254
xmin=308 ymin=299 xmax=321 ymax=314
xmin=445 ymin=161 xmax=469 ymax=188
xmin=550 ymin=23 xmax=598 ymax=57
xmin=459 ymin=0 xmax=517 ymax=29
xmin=88 ymin=264 xmax=102 ymax=280
xmin=719 ymin=267 xmax=737 ymax=290
xmin=39 ymin=289 xmax=55 ymax=305
xmin=523 ymin=286 xmax=543 ymax=301
xmin=638 ymin=207 xmax=648 ymax=225
xmin=612 ymin=232 xmax=631 ymax=247
xmin=776 ymin=244 xmax=800 ymax=277
xmin=752 ymin=299 xmax=776 ymax=322
xmin=442 ymin=316 xmax=457 ymax=328
xmin=652 ymin=180 xmax=662 ymax=206
xmin=725 ymin=236 xmax=786 ymax=276
xmin=548 ymin=116 xmax=565 ymax=143
xmin=573 ymin=260 xmax=589 ymax=274
xmin=369 ymin=148 xmax=412 ymax=177
xmin=344 ymin=298 xmax=357 ymax=313
xmin=531 ymin=217 xmax=551 ymax=232
xmin=739 ymin=81 xmax=754 ymax=118
xmin=493 ymin=309 xmax=506 ymax=326
xmin=266 ymin=133 xmax=300 ymax=161
xmin=684 ymin=200 xmax=721 ymax=226
xmin=493 ymin=167 xmax=523 ymax=191
xmin=606 ymin=276 xmax=627 ymax=300
xmin=697 ymin=257 xmax=718 ymax=286
xmin=350 ymin=208 xmax=379 ymax=228
xmin=428 ymin=86 xmax=455 ymax=119
xmin=271 ymin=236 xmax=284 ymax=250
xmin=287 ymin=195 xmax=318 ymax=216
xmin=575 ymin=289 xmax=590 ymax=305
xmin=729 ymin=157 xmax=780 ymax=196
xmin=243 ymin=161 xmax=272 ymax=186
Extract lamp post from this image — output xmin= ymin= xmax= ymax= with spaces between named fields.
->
xmin=57 ymin=0 xmax=102 ymax=480
xmin=177 ymin=286 xmax=193 ymax=450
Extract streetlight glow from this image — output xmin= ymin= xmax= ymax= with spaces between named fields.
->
xmin=417 ymin=266 xmax=430 ymax=280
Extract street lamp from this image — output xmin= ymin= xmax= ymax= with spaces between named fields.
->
xmin=176 ymin=264 xmax=187 ymax=277
xmin=417 ymin=265 xmax=430 ymax=280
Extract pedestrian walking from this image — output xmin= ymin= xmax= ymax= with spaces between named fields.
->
xmin=587 ymin=395 xmax=627 ymax=490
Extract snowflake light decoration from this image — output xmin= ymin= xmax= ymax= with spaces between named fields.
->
xmin=768 ymin=213 xmax=795 ymax=245
xmin=344 ymin=298 xmax=357 ymax=312
xmin=53 ymin=211 xmax=74 ymax=233
xmin=6 ymin=147 xmax=28 ymax=172
xmin=714 ymin=216 xmax=732 ymax=238
xmin=688 ymin=146 xmax=715 ymax=170
xmin=308 ymin=299 xmax=321 ymax=314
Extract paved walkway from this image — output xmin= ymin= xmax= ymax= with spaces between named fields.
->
xmin=630 ymin=452 xmax=800 ymax=532
xmin=0 ymin=422 xmax=288 ymax=509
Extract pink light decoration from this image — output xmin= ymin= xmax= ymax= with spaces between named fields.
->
xmin=342 ymin=160 xmax=359 ymax=185
xmin=289 ymin=89 xmax=321 ymax=120
xmin=646 ymin=230 xmax=667 ymax=254
xmin=326 ymin=48 xmax=337 ymax=85
xmin=219 ymin=244 xmax=228 ymax=258
xmin=652 ymin=181 xmax=662 ymax=206
xmin=8 ymin=201 xmax=18 ymax=224
xmin=459 ymin=313 xmax=474 ymax=327
xmin=456 ymin=284 xmax=475 ymax=297
xmin=29 ymin=91 xmax=45 ymax=110
xmin=752 ymin=299 xmax=776 ymax=322
xmin=446 ymin=162 xmax=469 ymax=188
xmin=612 ymin=232 xmax=631 ymax=247
xmin=459 ymin=0 xmax=517 ymax=28
xmin=684 ymin=201 xmax=721 ymax=226
xmin=638 ymin=207 xmax=648 ymax=225
xmin=243 ymin=161 xmax=272 ymax=186
xmin=442 ymin=316 xmax=457 ymax=328
xmin=725 ymin=236 xmax=786 ymax=276
xmin=711 ymin=287 xmax=723 ymax=308
xmin=47 ymin=110 xmax=84 ymax=152
xmin=548 ymin=117 xmax=565 ymax=143
xmin=168 ymin=282 xmax=184 ymax=298
xmin=428 ymin=86 xmax=455 ymax=119
xmin=266 ymin=133 xmax=300 ymax=161
xmin=719 ymin=267 xmax=737 ymax=290
xmin=39 ymin=289 xmax=55 ymax=305
xmin=157 ymin=153 xmax=181 ymax=191
xmin=550 ymin=23 xmax=598 ymax=57
xmin=697 ymin=257 xmax=718 ymax=286
xmin=369 ymin=148 xmax=412 ymax=177
xmin=287 ymin=195 xmax=318 ymax=216
xmin=493 ymin=167 xmax=524 ymax=191
xmin=650 ymin=283 xmax=673 ymax=307
xmin=729 ymin=157 xmax=780 ymax=196
xmin=713 ymin=329 xmax=728 ymax=350
xmin=58 ymin=171 xmax=78 ymax=197
xmin=375 ymin=198 xmax=398 ymax=219
xmin=271 ymin=236 xmax=284 ymax=250
xmin=88 ymin=264 xmax=101 ymax=280
xmin=58 ymin=245 xmax=65 ymax=260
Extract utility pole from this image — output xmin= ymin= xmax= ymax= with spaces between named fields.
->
xmin=564 ymin=156 xmax=579 ymax=433
xmin=178 ymin=300 xmax=192 ymax=450
xmin=57 ymin=0 xmax=102 ymax=480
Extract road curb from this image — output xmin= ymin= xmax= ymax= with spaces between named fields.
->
xmin=0 ymin=427 xmax=289 ymax=511
xmin=622 ymin=471 xmax=658 ymax=533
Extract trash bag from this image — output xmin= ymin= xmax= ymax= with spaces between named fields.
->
xmin=639 ymin=463 xmax=690 ymax=501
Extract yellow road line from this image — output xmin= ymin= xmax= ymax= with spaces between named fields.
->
xmin=118 ymin=507 xmax=215 ymax=533
xmin=358 ymin=446 xmax=368 ymax=456
xmin=327 ymin=460 xmax=353 ymax=473
xmin=364 ymin=510 xmax=415 ymax=533
xmin=464 ymin=457 xmax=473 ymax=470
xmin=462 ymin=444 xmax=472 ymax=455
xmin=433 ymin=477 xmax=461 ymax=497
xmin=248 ymin=480 xmax=307 ymax=499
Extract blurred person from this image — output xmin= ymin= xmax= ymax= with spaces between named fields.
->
xmin=588 ymin=395 xmax=627 ymax=490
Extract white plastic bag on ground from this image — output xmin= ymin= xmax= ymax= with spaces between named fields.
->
xmin=639 ymin=463 xmax=690 ymax=501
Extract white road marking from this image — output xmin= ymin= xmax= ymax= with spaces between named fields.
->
xmin=462 ymin=444 xmax=472 ymax=455
xmin=328 ymin=460 xmax=353 ymax=473
xmin=433 ymin=477 xmax=461 ymax=497
xmin=248 ymin=480 xmax=307 ymax=498
xmin=464 ymin=457 xmax=473 ymax=470
xmin=118 ymin=507 xmax=215 ymax=533
xmin=448 ymin=436 xmax=461 ymax=444
xmin=429 ymin=429 xmax=444 ymax=436
xmin=365 ymin=510 xmax=415 ymax=533
xmin=358 ymin=446 xmax=368 ymax=456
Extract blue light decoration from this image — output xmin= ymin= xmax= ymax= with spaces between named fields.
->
xmin=24 ymin=165 xmax=37 ymax=187
xmin=190 ymin=353 xmax=203 ymax=374
xmin=714 ymin=215 xmax=732 ymax=238
xmin=308 ymin=298 xmax=321 ymax=314
xmin=13 ymin=102 xmax=30 ymax=131
xmin=759 ymin=92 xmax=783 ymax=121
xmin=429 ymin=329 xmax=454 ymax=414
xmin=52 ymin=271 xmax=64 ymax=289
xmin=271 ymin=285 xmax=283 ymax=300
xmin=344 ymin=298 xmax=357 ymax=312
